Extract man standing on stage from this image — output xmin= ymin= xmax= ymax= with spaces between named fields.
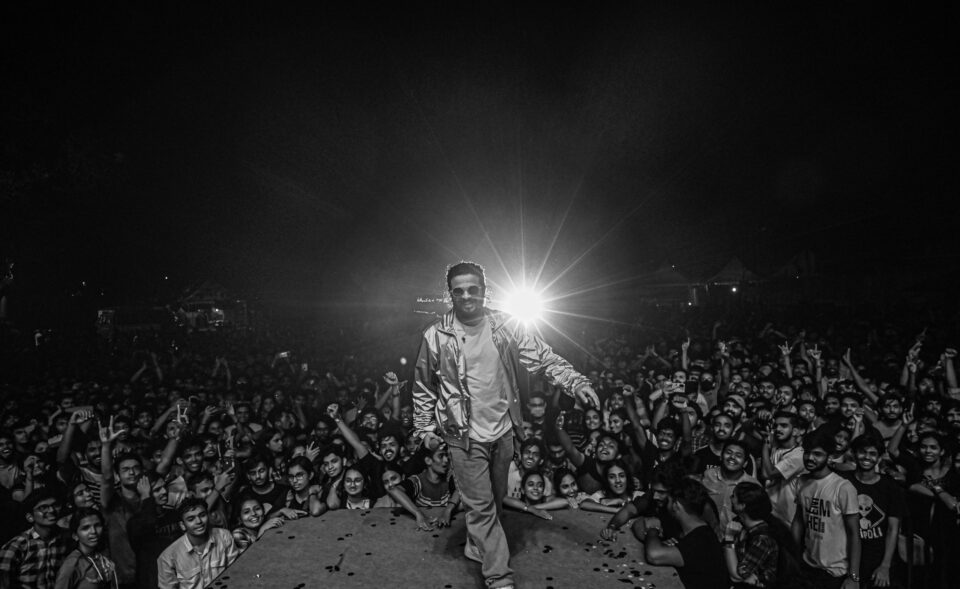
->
xmin=414 ymin=261 xmax=599 ymax=589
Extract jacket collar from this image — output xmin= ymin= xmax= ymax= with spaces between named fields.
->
xmin=438 ymin=308 xmax=507 ymax=335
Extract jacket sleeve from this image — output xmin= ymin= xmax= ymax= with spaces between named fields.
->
xmin=514 ymin=325 xmax=590 ymax=396
xmin=413 ymin=328 xmax=439 ymax=438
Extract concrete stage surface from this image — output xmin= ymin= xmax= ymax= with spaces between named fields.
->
xmin=211 ymin=507 xmax=683 ymax=589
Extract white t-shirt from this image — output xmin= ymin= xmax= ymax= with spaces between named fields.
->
xmin=795 ymin=471 xmax=859 ymax=576
xmin=454 ymin=317 xmax=511 ymax=443
xmin=765 ymin=445 xmax=805 ymax=525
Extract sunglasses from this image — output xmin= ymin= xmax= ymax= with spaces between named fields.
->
xmin=450 ymin=286 xmax=483 ymax=298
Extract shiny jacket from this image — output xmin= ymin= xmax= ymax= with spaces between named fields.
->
xmin=413 ymin=308 xmax=591 ymax=447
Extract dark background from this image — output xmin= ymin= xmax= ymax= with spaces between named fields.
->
xmin=2 ymin=3 xmax=956 ymax=325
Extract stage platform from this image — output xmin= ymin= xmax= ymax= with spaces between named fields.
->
xmin=211 ymin=507 xmax=683 ymax=589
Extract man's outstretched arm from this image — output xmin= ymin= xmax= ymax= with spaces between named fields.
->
xmin=413 ymin=330 xmax=440 ymax=443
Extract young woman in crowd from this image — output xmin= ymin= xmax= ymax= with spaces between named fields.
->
xmin=231 ymin=496 xmax=286 ymax=552
xmin=54 ymin=508 xmax=118 ymax=589
xmin=906 ymin=431 xmax=959 ymax=586
xmin=503 ymin=471 xmax=572 ymax=520
xmin=552 ymin=468 xmax=590 ymax=509
xmin=579 ymin=407 xmax=604 ymax=457
xmin=283 ymin=456 xmax=326 ymax=516
xmin=581 ymin=459 xmax=642 ymax=513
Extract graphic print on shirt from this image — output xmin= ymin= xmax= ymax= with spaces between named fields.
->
xmin=803 ymin=496 xmax=832 ymax=536
xmin=856 ymin=493 xmax=886 ymax=539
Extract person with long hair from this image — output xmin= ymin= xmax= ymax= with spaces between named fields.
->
xmin=502 ymin=471 xmax=571 ymax=520
xmin=231 ymin=496 xmax=284 ymax=553
xmin=55 ymin=508 xmax=118 ymax=589
xmin=333 ymin=467 xmax=393 ymax=510
xmin=905 ymin=431 xmax=959 ymax=587
xmin=581 ymin=459 xmax=641 ymax=514
xmin=283 ymin=457 xmax=326 ymax=517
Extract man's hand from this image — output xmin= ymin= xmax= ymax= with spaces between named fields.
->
xmin=575 ymin=385 xmax=600 ymax=410
xmin=166 ymin=421 xmax=185 ymax=441
xmin=600 ymin=525 xmax=618 ymax=541
xmin=326 ymin=403 xmax=341 ymax=421
xmin=681 ymin=338 xmax=690 ymax=353
xmin=415 ymin=514 xmax=437 ymax=532
xmin=718 ymin=341 xmax=729 ymax=358
xmin=137 ymin=475 xmax=152 ymax=500
xmin=529 ymin=506 xmax=553 ymax=520
xmin=871 ymin=563 xmax=890 ymax=587
xmin=723 ymin=520 xmax=743 ymax=543
xmin=779 ymin=341 xmax=792 ymax=357
xmin=261 ymin=517 xmax=285 ymax=533
xmin=421 ymin=432 xmax=443 ymax=451
xmin=214 ymin=468 xmax=235 ymax=492
xmin=69 ymin=410 xmax=94 ymax=426
xmin=277 ymin=508 xmax=307 ymax=520
xmin=174 ymin=404 xmax=190 ymax=425
xmin=305 ymin=441 xmax=321 ymax=462
xmin=435 ymin=510 xmax=453 ymax=528
xmin=98 ymin=416 xmax=123 ymax=444
xmin=908 ymin=340 xmax=922 ymax=361
xmin=841 ymin=577 xmax=861 ymax=589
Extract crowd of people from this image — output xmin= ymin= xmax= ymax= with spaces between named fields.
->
xmin=0 ymin=297 xmax=958 ymax=589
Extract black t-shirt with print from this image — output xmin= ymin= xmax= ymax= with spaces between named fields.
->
xmin=575 ymin=456 xmax=605 ymax=494
xmin=240 ymin=482 xmax=290 ymax=515
xmin=844 ymin=473 xmax=905 ymax=570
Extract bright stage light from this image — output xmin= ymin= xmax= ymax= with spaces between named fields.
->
xmin=501 ymin=287 xmax=545 ymax=324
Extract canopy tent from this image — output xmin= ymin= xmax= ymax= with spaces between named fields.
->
xmin=707 ymin=257 xmax=762 ymax=286
xmin=634 ymin=262 xmax=696 ymax=305
xmin=178 ymin=280 xmax=248 ymax=328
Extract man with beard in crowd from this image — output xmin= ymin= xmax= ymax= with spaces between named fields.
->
xmin=639 ymin=478 xmax=728 ymax=589
xmin=792 ymin=428 xmax=861 ymax=589
xmin=761 ymin=412 xmax=805 ymax=526
xmin=600 ymin=463 xmax=685 ymax=542
xmin=691 ymin=412 xmax=737 ymax=475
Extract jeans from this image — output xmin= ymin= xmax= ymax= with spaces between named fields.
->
xmin=800 ymin=563 xmax=846 ymax=589
xmin=446 ymin=429 xmax=515 ymax=588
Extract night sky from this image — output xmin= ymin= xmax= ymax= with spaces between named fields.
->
xmin=2 ymin=4 xmax=955 ymax=321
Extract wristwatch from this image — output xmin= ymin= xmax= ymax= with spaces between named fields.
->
xmin=847 ymin=572 xmax=860 ymax=582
